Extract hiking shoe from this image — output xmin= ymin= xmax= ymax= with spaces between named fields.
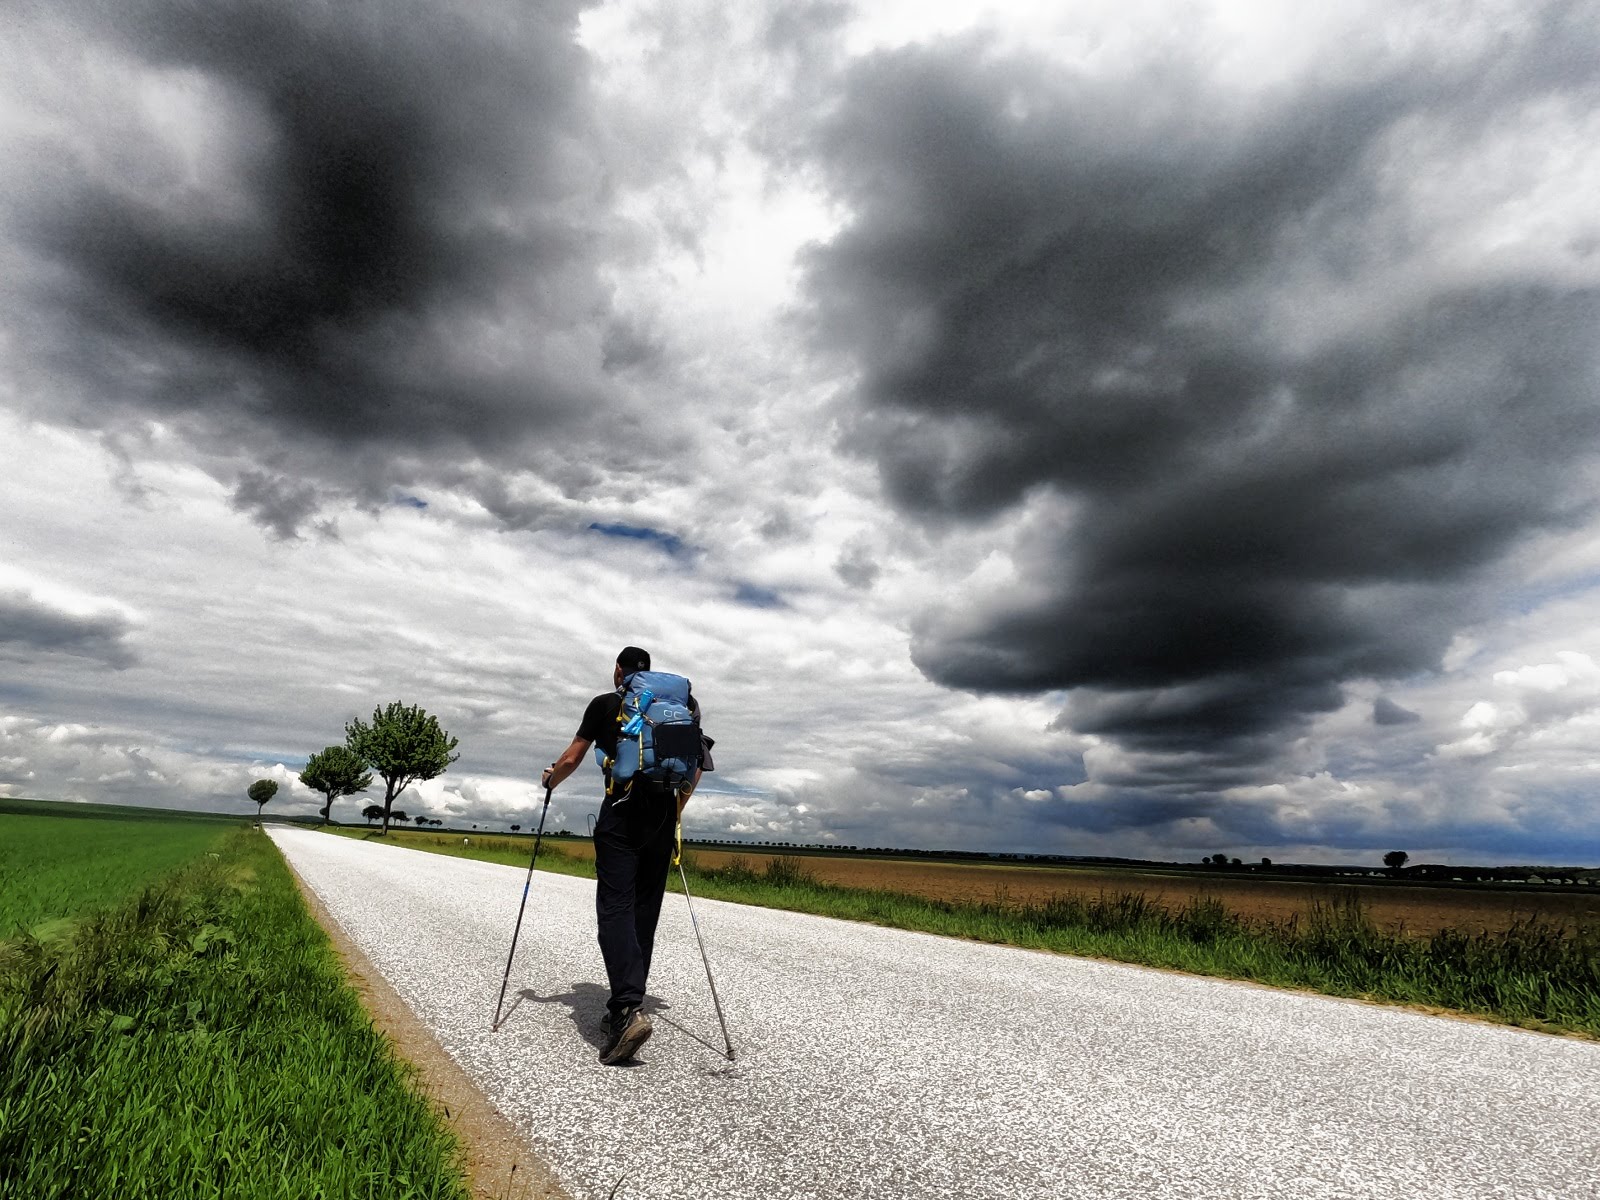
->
xmin=599 ymin=1006 xmax=652 ymax=1064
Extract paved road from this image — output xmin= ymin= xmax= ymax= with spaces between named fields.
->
xmin=269 ymin=827 xmax=1600 ymax=1200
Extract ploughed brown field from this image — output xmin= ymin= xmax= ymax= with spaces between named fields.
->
xmin=552 ymin=840 xmax=1600 ymax=937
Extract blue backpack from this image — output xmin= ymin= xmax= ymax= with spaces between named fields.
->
xmin=595 ymin=671 xmax=702 ymax=791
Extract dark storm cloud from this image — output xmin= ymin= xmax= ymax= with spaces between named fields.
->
xmin=800 ymin=13 xmax=1600 ymax=774
xmin=8 ymin=0 xmax=621 ymax=532
xmin=0 ymin=590 xmax=137 ymax=669
xmin=230 ymin=471 xmax=324 ymax=541
xmin=1372 ymin=697 xmax=1421 ymax=727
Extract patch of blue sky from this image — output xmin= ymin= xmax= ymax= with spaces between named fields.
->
xmin=217 ymin=748 xmax=310 ymax=768
xmin=1507 ymin=572 xmax=1600 ymax=616
xmin=690 ymin=779 xmax=772 ymax=798
xmin=732 ymin=582 xmax=785 ymax=608
xmin=393 ymin=493 xmax=428 ymax=509
xmin=1434 ymin=821 xmax=1600 ymax=865
xmin=0 ymin=680 xmax=46 ymax=703
xmin=588 ymin=522 xmax=690 ymax=557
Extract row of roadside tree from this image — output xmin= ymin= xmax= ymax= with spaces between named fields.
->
xmin=359 ymin=807 xmax=445 ymax=829
xmin=299 ymin=702 xmax=459 ymax=835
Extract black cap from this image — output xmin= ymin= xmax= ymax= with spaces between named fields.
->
xmin=616 ymin=646 xmax=651 ymax=674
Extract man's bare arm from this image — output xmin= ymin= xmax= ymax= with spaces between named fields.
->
xmin=541 ymin=736 xmax=591 ymax=790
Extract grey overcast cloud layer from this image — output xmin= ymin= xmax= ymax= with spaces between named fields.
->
xmin=3 ymin=0 xmax=1600 ymax=865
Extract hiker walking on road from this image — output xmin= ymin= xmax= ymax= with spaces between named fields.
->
xmin=543 ymin=646 xmax=712 ymax=1064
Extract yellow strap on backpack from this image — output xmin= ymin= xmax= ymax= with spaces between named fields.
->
xmin=673 ymin=818 xmax=683 ymax=868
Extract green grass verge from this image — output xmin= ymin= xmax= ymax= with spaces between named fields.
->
xmin=326 ymin=828 xmax=1600 ymax=1038
xmin=685 ymin=857 xmax=1600 ymax=1037
xmin=0 ymin=827 xmax=470 ymax=1199
xmin=318 ymin=825 xmax=599 ymax=880
xmin=0 ymin=809 xmax=239 ymax=936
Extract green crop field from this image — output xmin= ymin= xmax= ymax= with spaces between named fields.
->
xmin=0 ymin=801 xmax=239 ymax=936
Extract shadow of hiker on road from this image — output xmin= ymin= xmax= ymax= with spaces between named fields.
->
xmin=649 ymin=1009 xmax=738 ymax=1066
xmin=514 ymin=983 xmax=675 ymax=1054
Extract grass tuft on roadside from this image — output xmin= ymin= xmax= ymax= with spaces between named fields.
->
xmin=0 ymin=827 xmax=471 ymax=1199
xmin=319 ymin=825 xmax=596 ymax=880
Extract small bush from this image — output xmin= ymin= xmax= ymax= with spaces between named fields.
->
xmin=762 ymin=855 xmax=817 ymax=889
xmin=690 ymin=855 xmax=762 ymax=886
xmin=1172 ymin=895 xmax=1246 ymax=944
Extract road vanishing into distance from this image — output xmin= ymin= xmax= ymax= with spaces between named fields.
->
xmin=269 ymin=827 xmax=1600 ymax=1200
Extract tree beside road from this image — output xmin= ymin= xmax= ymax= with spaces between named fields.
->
xmin=299 ymin=745 xmax=374 ymax=825
xmin=345 ymin=702 xmax=459 ymax=835
xmin=247 ymin=778 xmax=278 ymax=825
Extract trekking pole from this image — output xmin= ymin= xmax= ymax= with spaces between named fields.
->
xmin=675 ymin=820 xmax=735 ymax=1060
xmin=492 ymin=784 xmax=553 ymax=1031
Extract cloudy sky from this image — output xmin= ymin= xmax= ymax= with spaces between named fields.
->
xmin=4 ymin=0 xmax=1599 ymax=865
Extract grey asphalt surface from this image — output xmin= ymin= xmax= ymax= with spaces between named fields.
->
xmin=269 ymin=826 xmax=1600 ymax=1200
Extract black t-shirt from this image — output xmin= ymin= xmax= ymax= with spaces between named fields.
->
xmin=577 ymin=692 xmax=625 ymax=761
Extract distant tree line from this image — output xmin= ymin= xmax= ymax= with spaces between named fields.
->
xmin=670 ymin=837 xmax=1598 ymax=886
xmin=359 ymin=805 xmax=444 ymax=828
xmin=1194 ymin=847 xmax=1598 ymax=885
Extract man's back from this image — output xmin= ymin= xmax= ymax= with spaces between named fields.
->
xmin=540 ymin=646 xmax=709 ymax=1065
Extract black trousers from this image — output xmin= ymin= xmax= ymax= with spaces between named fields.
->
xmin=593 ymin=782 xmax=677 ymax=1016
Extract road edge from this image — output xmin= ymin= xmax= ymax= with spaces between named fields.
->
xmin=279 ymin=846 xmax=571 ymax=1200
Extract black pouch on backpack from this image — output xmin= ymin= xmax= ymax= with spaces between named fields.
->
xmin=651 ymin=722 xmax=702 ymax=764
